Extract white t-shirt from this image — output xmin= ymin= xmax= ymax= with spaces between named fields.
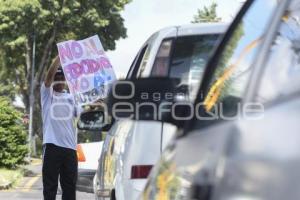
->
xmin=40 ymin=83 xmax=77 ymax=150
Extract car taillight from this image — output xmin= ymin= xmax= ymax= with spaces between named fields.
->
xmin=131 ymin=165 xmax=153 ymax=179
xmin=77 ymin=144 xmax=86 ymax=162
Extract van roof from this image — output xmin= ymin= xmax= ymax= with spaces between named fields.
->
xmin=155 ymin=22 xmax=229 ymax=38
xmin=177 ymin=23 xmax=229 ymax=36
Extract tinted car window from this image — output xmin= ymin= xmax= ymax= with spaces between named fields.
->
xmin=202 ymin=0 xmax=279 ymax=117
xmin=151 ymin=34 xmax=221 ymax=100
xmin=127 ymin=45 xmax=148 ymax=78
xmin=77 ymin=130 xmax=102 ymax=143
xmin=169 ymin=35 xmax=220 ymax=100
xmin=151 ymin=39 xmax=173 ymax=77
xmin=136 ymin=33 xmax=159 ymax=78
xmin=256 ymin=1 xmax=300 ymax=103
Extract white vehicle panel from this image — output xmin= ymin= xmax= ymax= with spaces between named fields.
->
xmin=78 ymin=141 xmax=103 ymax=170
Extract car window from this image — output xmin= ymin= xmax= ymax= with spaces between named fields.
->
xmin=126 ymin=50 xmax=140 ymax=79
xmin=136 ymin=33 xmax=159 ymax=78
xmin=77 ymin=130 xmax=102 ymax=143
xmin=256 ymin=1 xmax=300 ymax=103
xmin=202 ymin=0 xmax=279 ymax=117
xmin=151 ymin=35 xmax=221 ymax=100
xmin=151 ymin=39 xmax=173 ymax=77
xmin=126 ymin=45 xmax=149 ymax=79
xmin=169 ymin=35 xmax=221 ymax=100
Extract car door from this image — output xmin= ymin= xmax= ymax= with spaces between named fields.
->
xmin=213 ymin=2 xmax=300 ymax=198
xmin=97 ymin=42 xmax=154 ymax=196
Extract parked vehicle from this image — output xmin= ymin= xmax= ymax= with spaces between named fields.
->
xmin=79 ymin=23 xmax=228 ymax=200
xmin=136 ymin=0 xmax=300 ymax=199
xmin=76 ymin=130 xmax=103 ymax=193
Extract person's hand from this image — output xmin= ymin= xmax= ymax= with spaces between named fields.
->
xmin=95 ymin=99 xmax=104 ymax=104
xmin=44 ymin=55 xmax=61 ymax=87
xmin=53 ymin=55 xmax=60 ymax=67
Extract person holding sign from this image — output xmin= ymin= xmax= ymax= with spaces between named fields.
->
xmin=40 ymin=55 xmax=78 ymax=200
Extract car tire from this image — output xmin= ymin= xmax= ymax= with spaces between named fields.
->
xmin=110 ymin=189 xmax=116 ymax=200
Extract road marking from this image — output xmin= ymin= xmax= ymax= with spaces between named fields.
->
xmin=31 ymin=161 xmax=42 ymax=166
xmin=21 ymin=174 xmax=41 ymax=192
xmin=31 ymin=159 xmax=42 ymax=166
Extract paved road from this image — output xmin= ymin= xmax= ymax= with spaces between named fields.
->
xmin=0 ymin=163 xmax=94 ymax=200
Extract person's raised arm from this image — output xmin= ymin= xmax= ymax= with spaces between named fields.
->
xmin=44 ymin=56 xmax=60 ymax=88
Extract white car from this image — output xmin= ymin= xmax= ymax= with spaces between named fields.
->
xmin=92 ymin=23 xmax=228 ymax=200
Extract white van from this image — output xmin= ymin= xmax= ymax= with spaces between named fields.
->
xmin=93 ymin=23 xmax=228 ymax=200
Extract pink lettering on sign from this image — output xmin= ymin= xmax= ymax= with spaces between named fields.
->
xmin=96 ymin=58 xmax=104 ymax=71
xmin=101 ymin=57 xmax=112 ymax=68
xmin=88 ymin=59 xmax=100 ymax=73
xmin=80 ymin=59 xmax=90 ymax=74
xmin=64 ymin=63 xmax=83 ymax=81
xmin=58 ymin=43 xmax=73 ymax=64
xmin=58 ymin=41 xmax=84 ymax=63
xmin=96 ymin=57 xmax=112 ymax=69
xmin=79 ymin=59 xmax=99 ymax=74
xmin=64 ymin=58 xmax=104 ymax=81
xmin=71 ymin=41 xmax=83 ymax=58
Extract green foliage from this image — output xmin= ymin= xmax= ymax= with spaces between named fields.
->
xmin=0 ymin=84 xmax=16 ymax=101
xmin=0 ymin=0 xmax=131 ymax=105
xmin=0 ymin=168 xmax=24 ymax=187
xmin=192 ymin=2 xmax=221 ymax=23
xmin=0 ymin=0 xmax=131 ymax=139
xmin=0 ymin=97 xmax=28 ymax=168
xmin=0 ymin=50 xmax=16 ymax=101
xmin=214 ymin=23 xmax=244 ymax=101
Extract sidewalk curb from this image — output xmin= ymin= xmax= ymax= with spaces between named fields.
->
xmin=0 ymin=159 xmax=42 ymax=191
xmin=0 ymin=181 xmax=12 ymax=190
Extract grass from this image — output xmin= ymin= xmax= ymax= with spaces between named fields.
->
xmin=0 ymin=168 xmax=24 ymax=188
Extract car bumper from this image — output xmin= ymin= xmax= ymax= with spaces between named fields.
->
xmin=76 ymin=169 xmax=96 ymax=193
xmin=118 ymin=179 xmax=147 ymax=200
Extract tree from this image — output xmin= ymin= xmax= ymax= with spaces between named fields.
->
xmin=192 ymin=2 xmax=221 ymax=23
xmin=0 ymin=97 xmax=28 ymax=168
xmin=0 ymin=50 xmax=16 ymax=100
xmin=0 ymin=0 xmax=131 ymax=137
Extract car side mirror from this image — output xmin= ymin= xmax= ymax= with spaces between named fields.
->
xmin=77 ymin=110 xmax=112 ymax=132
xmin=106 ymin=77 xmax=191 ymax=127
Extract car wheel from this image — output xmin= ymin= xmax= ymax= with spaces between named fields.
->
xmin=110 ymin=189 xmax=116 ymax=200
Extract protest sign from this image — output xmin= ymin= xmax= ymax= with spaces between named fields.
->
xmin=57 ymin=35 xmax=116 ymax=105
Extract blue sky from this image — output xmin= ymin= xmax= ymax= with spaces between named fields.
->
xmin=106 ymin=0 xmax=244 ymax=78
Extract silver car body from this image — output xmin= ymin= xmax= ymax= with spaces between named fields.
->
xmin=142 ymin=0 xmax=300 ymax=199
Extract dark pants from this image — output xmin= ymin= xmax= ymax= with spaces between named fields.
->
xmin=42 ymin=143 xmax=78 ymax=200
